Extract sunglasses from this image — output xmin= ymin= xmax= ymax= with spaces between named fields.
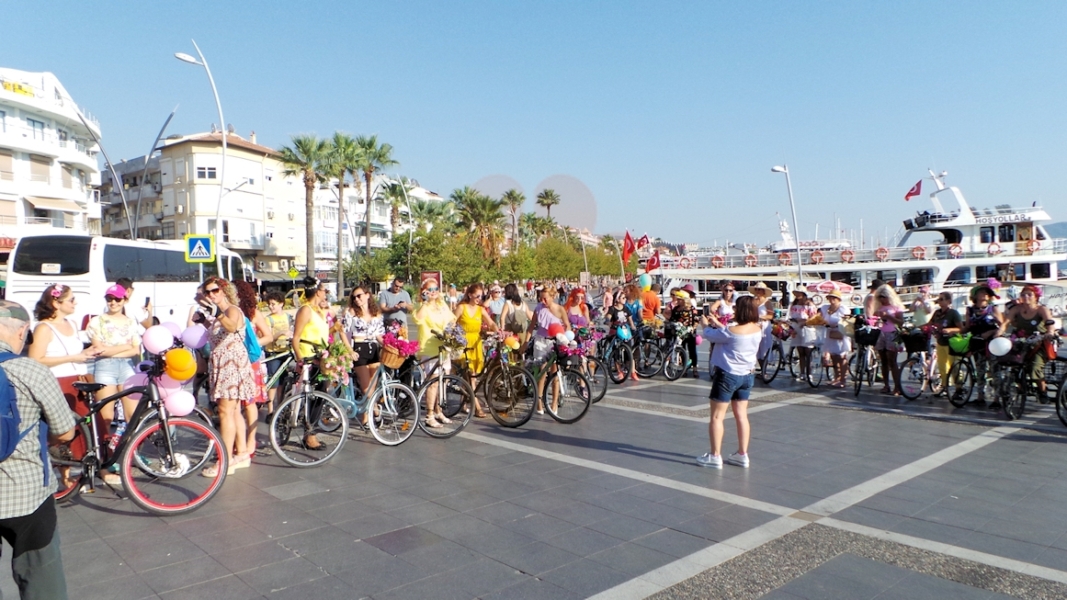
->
xmin=205 ymin=287 xmax=221 ymax=294
xmin=105 ymin=296 xmax=123 ymax=303
xmin=351 ymin=292 xmax=365 ymax=299
xmin=426 ymin=287 xmax=439 ymax=292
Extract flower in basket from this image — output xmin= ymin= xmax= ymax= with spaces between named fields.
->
xmin=386 ymin=319 xmax=410 ymax=340
xmin=435 ymin=323 xmax=467 ymax=352
xmin=317 ymin=336 xmax=351 ymax=386
xmin=383 ymin=332 xmax=420 ymax=357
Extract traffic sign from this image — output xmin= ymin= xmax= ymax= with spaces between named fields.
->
xmin=287 ymin=267 xmax=299 ymax=279
xmin=184 ymin=234 xmax=215 ymax=263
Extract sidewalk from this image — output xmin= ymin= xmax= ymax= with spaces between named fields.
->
xmin=4 ymin=373 xmax=1067 ymax=599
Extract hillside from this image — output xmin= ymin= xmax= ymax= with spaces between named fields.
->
xmin=1045 ymin=222 xmax=1067 ymax=273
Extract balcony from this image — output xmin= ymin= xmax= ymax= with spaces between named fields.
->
xmin=0 ymin=124 xmax=98 ymax=172
xmin=221 ymin=234 xmax=265 ymax=251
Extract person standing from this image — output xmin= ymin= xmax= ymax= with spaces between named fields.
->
xmin=788 ymin=290 xmax=818 ymax=381
xmin=413 ymin=279 xmax=457 ymax=428
xmin=819 ymin=290 xmax=852 ymax=387
xmin=872 ymin=285 xmax=906 ymax=395
xmin=666 ymin=289 xmax=699 ymax=378
xmin=697 ymin=295 xmax=760 ymax=469
xmin=115 ymin=277 xmax=154 ymax=331
xmin=340 ymin=285 xmax=384 ymax=412
xmin=484 ymin=283 xmax=506 ymax=327
xmin=379 ymin=278 xmax=413 ymax=330
xmin=640 ymin=283 xmax=662 ymax=323
xmin=928 ymin=291 xmax=963 ymax=397
xmin=0 ymin=300 xmax=77 ymax=600
xmin=233 ymin=280 xmax=273 ymax=462
xmin=499 ymin=283 xmax=533 ymax=348
xmin=262 ymin=291 xmax=292 ymax=417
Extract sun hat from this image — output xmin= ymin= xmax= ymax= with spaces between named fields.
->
xmin=826 ymin=289 xmax=843 ymax=300
xmin=750 ymin=282 xmax=771 ymax=296
xmin=792 ymin=289 xmax=808 ymax=296
xmin=105 ymin=284 xmax=127 ymax=299
xmin=970 ymin=283 xmax=1000 ymax=300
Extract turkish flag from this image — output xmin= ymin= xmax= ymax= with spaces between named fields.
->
xmin=622 ymin=231 xmax=636 ymax=264
xmin=636 ymin=234 xmax=650 ymax=249
xmin=645 ymin=251 xmax=661 ymax=273
xmin=904 ymin=180 xmax=922 ymax=201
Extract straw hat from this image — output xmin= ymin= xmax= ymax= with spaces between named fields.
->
xmin=826 ymin=289 xmax=843 ymax=300
xmin=750 ymin=282 xmax=771 ymax=296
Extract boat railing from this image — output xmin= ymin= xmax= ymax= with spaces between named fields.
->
xmin=666 ymin=238 xmax=1067 ymax=270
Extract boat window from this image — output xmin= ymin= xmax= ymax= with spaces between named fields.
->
xmin=1014 ymin=263 xmax=1025 ymax=280
xmin=976 ymin=265 xmax=999 ymax=280
xmin=830 ymin=271 xmax=861 ymax=288
xmin=997 ymin=224 xmax=1015 ymax=243
xmin=1031 ymin=263 xmax=1051 ymax=279
xmin=866 ymin=270 xmax=897 ymax=287
xmin=902 ymin=269 xmax=933 ymax=286
xmin=979 ymin=227 xmax=994 ymax=244
xmin=941 ymin=229 xmax=963 ymax=244
xmin=1036 ymin=227 xmax=1048 ymax=241
xmin=946 ymin=266 xmax=972 ymax=285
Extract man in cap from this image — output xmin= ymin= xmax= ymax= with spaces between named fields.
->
xmin=0 ymin=300 xmax=76 ymax=599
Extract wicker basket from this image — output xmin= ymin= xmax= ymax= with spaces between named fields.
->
xmin=380 ymin=345 xmax=406 ymax=369
xmin=902 ymin=332 xmax=929 ymax=354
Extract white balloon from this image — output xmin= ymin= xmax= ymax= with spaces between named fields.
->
xmin=988 ymin=337 xmax=1012 ymax=357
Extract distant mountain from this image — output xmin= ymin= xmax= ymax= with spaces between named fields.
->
xmin=1046 ymin=222 xmax=1067 ymax=239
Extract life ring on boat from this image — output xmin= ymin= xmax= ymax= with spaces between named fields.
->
xmin=841 ymin=249 xmax=855 ymax=263
xmin=744 ymin=254 xmax=758 ymax=267
xmin=778 ymin=253 xmax=793 ymax=266
xmin=1027 ymin=239 xmax=1040 ymax=253
xmin=948 ymin=243 xmax=963 ymax=257
xmin=875 ymin=247 xmax=890 ymax=261
xmin=812 ymin=294 xmax=823 ymax=306
xmin=850 ymin=293 xmax=864 ymax=305
xmin=810 ymin=250 xmax=824 ymax=264
xmin=911 ymin=246 xmax=926 ymax=260
xmin=678 ymin=258 xmax=691 ymax=269
xmin=711 ymin=255 xmax=725 ymax=268
xmin=988 ymin=242 xmax=1002 ymax=255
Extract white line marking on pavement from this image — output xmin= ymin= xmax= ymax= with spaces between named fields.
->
xmin=618 ymin=380 xmax=675 ymax=392
xmin=821 ymin=517 xmax=1067 ymax=585
xmin=601 ymin=394 xmax=707 ymax=411
xmin=599 ymin=403 xmax=707 ymax=422
xmin=601 ymin=393 xmax=824 ymax=421
xmin=458 ymin=431 xmax=795 ymax=517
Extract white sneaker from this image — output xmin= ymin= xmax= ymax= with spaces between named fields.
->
xmin=724 ymin=452 xmax=750 ymax=468
xmin=696 ymin=453 xmax=722 ymax=469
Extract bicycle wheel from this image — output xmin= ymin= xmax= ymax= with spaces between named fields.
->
xmin=486 ymin=365 xmax=537 ymax=427
xmin=787 ymin=347 xmax=800 ymax=379
xmin=1002 ymin=372 xmax=1027 ymax=421
xmin=947 ymin=360 xmax=975 ymax=407
xmin=634 ymin=341 xmax=664 ymax=378
xmin=544 ymin=368 xmax=592 ymax=424
xmin=50 ymin=418 xmax=92 ymax=503
xmin=120 ymin=417 xmax=226 ymax=515
xmin=369 ymin=381 xmax=420 ymax=445
xmin=806 ymin=349 xmax=825 ymax=388
xmin=853 ymin=350 xmax=866 ymax=397
xmin=605 ymin=343 xmax=633 ymax=384
xmin=418 ymin=376 xmax=472 ymax=439
xmin=662 ymin=346 xmax=687 ymax=381
xmin=136 ymin=406 xmax=216 ymax=473
xmin=1056 ymin=381 xmax=1067 ymax=427
xmin=270 ymin=392 xmax=349 ymax=466
xmin=583 ymin=356 xmax=609 ymax=403
xmin=761 ymin=343 xmax=782 ymax=384
xmin=899 ymin=356 xmax=926 ymax=400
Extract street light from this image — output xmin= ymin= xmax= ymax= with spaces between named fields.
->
xmin=771 ymin=165 xmax=804 ymax=287
xmin=176 ymin=40 xmax=227 ymax=275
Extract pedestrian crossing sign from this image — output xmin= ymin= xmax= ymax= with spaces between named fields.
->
xmin=184 ymin=234 xmax=215 ymax=263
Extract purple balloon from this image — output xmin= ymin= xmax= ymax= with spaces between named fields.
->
xmin=123 ymin=372 xmax=149 ymax=401
xmin=162 ymin=321 xmax=182 ymax=338
xmin=180 ymin=324 xmax=210 ymax=350
xmin=142 ymin=325 xmax=174 ymax=355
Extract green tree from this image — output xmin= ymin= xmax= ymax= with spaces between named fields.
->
xmin=452 ymin=188 xmax=506 ymax=263
xmin=344 ymin=250 xmax=393 ymax=287
xmin=324 ymin=132 xmax=361 ymax=292
xmin=354 ymin=135 xmax=399 ymax=256
xmin=536 ymin=188 xmax=561 ymax=219
xmin=500 ymin=189 xmax=525 ymax=252
xmin=380 ymin=178 xmax=415 ymax=234
xmin=409 ymin=198 xmax=454 ymax=233
xmin=278 ymin=134 xmax=330 ymax=277
xmin=533 ymin=236 xmax=583 ymax=280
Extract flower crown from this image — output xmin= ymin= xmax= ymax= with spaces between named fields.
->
xmin=50 ymin=285 xmax=63 ymax=298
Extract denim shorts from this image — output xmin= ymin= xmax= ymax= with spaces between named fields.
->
xmin=709 ymin=369 xmax=754 ymax=402
xmin=94 ymin=357 xmax=136 ymax=385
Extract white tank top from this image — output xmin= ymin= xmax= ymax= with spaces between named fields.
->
xmin=41 ymin=318 xmax=86 ymax=377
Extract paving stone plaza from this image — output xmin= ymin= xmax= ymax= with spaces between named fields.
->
xmin=5 ymin=366 xmax=1067 ymax=599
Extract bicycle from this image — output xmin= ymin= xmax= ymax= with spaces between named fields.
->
xmin=50 ymin=356 xmax=227 ymax=515
xmin=758 ymin=322 xmax=791 ymax=384
xmin=633 ymin=322 xmax=665 ymax=378
xmin=803 ymin=341 xmax=831 ymax=388
xmin=332 ymin=355 xmax=422 ymax=445
xmin=991 ymin=333 xmax=1056 ymax=421
xmin=527 ymin=341 xmax=592 ymax=424
xmin=269 ymin=343 xmax=350 ymax=467
xmin=851 ymin=318 xmax=881 ymax=397
xmin=468 ymin=333 xmax=538 ymax=426
xmin=898 ymin=328 xmax=944 ymax=400
xmin=945 ymin=335 xmax=993 ymax=408
xmin=410 ymin=338 xmax=476 ymax=437
xmin=660 ymin=322 xmax=693 ymax=381
xmin=596 ymin=327 xmax=635 ymax=384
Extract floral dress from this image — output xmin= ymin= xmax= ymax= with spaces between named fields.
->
xmin=209 ymin=316 xmax=256 ymax=401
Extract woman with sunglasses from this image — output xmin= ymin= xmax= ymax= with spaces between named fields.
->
xmin=200 ymin=277 xmax=256 ymax=476
xmin=455 ymin=283 xmax=498 ymax=416
xmin=341 ymin=285 xmax=384 ymax=421
xmin=86 ymin=285 xmax=141 ymax=444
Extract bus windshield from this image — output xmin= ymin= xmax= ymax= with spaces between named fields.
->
xmin=12 ymin=236 xmax=91 ymax=276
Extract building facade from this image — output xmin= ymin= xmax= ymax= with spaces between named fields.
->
xmin=0 ymin=68 xmax=102 ymax=247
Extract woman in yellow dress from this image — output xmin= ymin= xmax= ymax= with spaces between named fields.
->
xmin=414 ymin=279 xmax=458 ymax=428
xmin=290 ymin=277 xmax=329 ymax=449
xmin=454 ymin=282 xmax=498 ymax=416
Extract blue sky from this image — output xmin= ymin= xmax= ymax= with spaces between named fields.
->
xmin=7 ymin=1 xmax=1067 ymax=247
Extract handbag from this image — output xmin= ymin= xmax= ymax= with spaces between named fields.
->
xmin=827 ymin=328 xmax=844 ymax=340
xmin=244 ymin=317 xmax=263 ymax=363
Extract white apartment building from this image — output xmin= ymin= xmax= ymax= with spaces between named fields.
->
xmin=0 ymin=68 xmax=102 ymax=247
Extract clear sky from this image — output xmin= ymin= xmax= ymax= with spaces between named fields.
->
xmin=6 ymin=1 xmax=1067 ymax=247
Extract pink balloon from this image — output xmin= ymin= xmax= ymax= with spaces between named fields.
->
xmin=142 ymin=325 xmax=174 ymax=355
xmin=163 ymin=390 xmax=195 ymax=417
xmin=162 ymin=321 xmax=182 ymax=338
xmin=155 ymin=375 xmax=183 ymax=398
xmin=180 ymin=324 xmax=209 ymax=350
xmin=123 ymin=372 xmax=149 ymax=401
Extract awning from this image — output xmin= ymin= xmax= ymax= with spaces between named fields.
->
xmin=25 ymin=196 xmax=84 ymax=212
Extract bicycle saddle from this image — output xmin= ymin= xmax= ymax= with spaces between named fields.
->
xmin=72 ymin=382 xmax=107 ymax=394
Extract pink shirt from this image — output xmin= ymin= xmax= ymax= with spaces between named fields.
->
xmin=878 ymin=306 xmax=902 ymax=333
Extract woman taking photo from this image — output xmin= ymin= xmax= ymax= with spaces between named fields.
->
xmin=200 ymin=276 xmax=255 ymax=476
xmin=341 ymin=285 xmax=385 ymax=415
xmin=414 ymin=278 xmax=457 ymax=428
xmin=697 ymin=295 xmax=761 ymax=469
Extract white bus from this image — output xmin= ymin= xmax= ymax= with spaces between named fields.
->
xmin=6 ymin=233 xmax=252 ymax=328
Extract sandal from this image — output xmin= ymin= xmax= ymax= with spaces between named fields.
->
xmin=201 ymin=463 xmax=222 ymax=478
xmin=436 ymin=413 xmax=452 ymax=424
xmin=302 ymin=435 xmax=326 ymax=451
xmin=101 ymin=472 xmax=122 ymax=486
xmin=425 ymin=415 xmax=443 ymax=429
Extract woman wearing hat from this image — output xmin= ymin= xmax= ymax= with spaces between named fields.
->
xmin=997 ymin=284 xmax=1052 ymax=397
xmin=963 ymin=281 xmax=1004 ymax=405
xmin=789 ymin=290 xmax=818 ymax=381
xmin=666 ymin=288 xmax=699 ymax=378
xmin=819 ymin=290 xmax=851 ymax=387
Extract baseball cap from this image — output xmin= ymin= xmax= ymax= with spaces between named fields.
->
xmin=105 ymin=284 xmax=128 ymax=299
xmin=0 ymin=301 xmax=30 ymax=322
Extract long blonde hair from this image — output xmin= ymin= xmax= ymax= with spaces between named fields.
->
xmin=873 ymin=284 xmax=904 ymax=310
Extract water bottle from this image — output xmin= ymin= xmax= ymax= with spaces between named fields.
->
xmin=108 ymin=420 xmax=126 ymax=452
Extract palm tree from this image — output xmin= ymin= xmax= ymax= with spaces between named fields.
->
xmin=380 ymin=177 xmax=414 ymax=234
xmin=453 ymin=189 xmax=506 ymax=262
xmin=536 ymin=188 xmax=561 ymax=219
xmin=354 ymin=135 xmax=398 ymax=257
xmin=279 ymin=134 xmax=330 ymax=277
xmin=500 ymin=189 xmax=524 ymax=252
xmin=519 ymin=212 xmax=555 ymax=247
xmin=325 ymin=132 xmax=360 ymax=293
xmin=409 ymin=199 xmax=454 ymax=232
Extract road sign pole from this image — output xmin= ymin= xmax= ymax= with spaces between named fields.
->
xmin=199 ymin=263 xmax=203 ymax=284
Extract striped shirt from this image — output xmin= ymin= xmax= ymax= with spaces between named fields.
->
xmin=0 ymin=340 xmax=76 ymax=519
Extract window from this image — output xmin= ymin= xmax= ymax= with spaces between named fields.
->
xmin=946 ymin=266 xmax=972 ymax=285
xmin=29 ymin=155 xmax=50 ymax=183
xmin=207 ymin=219 xmax=229 ymax=242
xmin=162 ymin=222 xmax=175 ymax=239
xmin=902 ymin=268 xmax=933 ymax=286
xmin=196 ymin=167 xmax=217 ymax=179
xmin=1032 ymin=263 xmax=1052 ymax=279
xmin=0 ymin=150 xmax=12 ymax=181
xmin=103 ymin=244 xmax=206 ymax=282
xmin=27 ymin=118 xmax=44 ymax=141
xmin=979 ymin=227 xmax=994 ymax=244
xmin=976 ymin=265 xmax=998 ymax=280
xmin=997 ymin=224 xmax=1015 ymax=243
xmin=12 ymin=236 xmax=91 ymax=275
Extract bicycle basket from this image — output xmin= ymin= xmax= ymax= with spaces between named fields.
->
xmin=854 ymin=326 xmax=881 ymax=347
xmin=380 ymin=345 xmax=407 ymax=369
xmin=902 ymin=332 xmax=929 ymax=354
xmin=947 ymin=333 xmax=972 ymax=356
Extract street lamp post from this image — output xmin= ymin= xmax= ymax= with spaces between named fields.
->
xmin=175 ymin=40 xmax=226 ymax=276
xmin=771 ymin=165 xmax=804 ymax=288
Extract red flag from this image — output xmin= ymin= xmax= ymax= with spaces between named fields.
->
xmin=645 ymin=251 xmax=661 ymax=273
xmin=622 ymin=231 xmax=636 ymax=264
xmin=636 ymin=234 xmax=650 ymax=249
xmin=904 ymin=180 xmax=922 ymax=201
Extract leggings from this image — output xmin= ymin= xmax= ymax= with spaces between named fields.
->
xmin=935 ymin=344 xmax=954 ymax=383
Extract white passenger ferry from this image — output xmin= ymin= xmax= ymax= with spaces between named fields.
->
xmin=650 ymin=172 xmax=1067 ymax=310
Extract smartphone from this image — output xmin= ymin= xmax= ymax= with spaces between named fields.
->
xmin=702 ymin=304 xmax=711 ymax=317
xmin=144 ymin=296 xmax=151 ymax=308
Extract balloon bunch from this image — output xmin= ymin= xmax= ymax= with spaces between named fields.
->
xmin=503 ymin=336 xmax=520 ymax=351
xmin=125 ymin=322 xmax=211 ymax=417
